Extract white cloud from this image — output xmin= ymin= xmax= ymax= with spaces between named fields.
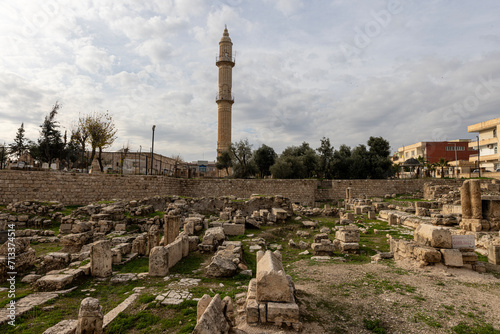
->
xmin=1 ymin=0 xmax=500 ymax=162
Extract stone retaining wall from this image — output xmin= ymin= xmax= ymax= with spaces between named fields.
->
xmin=0 ymin=170 xmax=464 ymax=206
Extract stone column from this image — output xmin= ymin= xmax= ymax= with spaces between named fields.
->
xmin=147 ymin=225 xmax=161 ymax=255
xmin=76 ymin=297 xmax=103 ymax=334
xmin=469 ymin=179 xmax=482 ymax=219
xmin=90 ymin=240 xmax=112 ymax=278
xmin=164 ymin=215 xmax=180 ymax=245
xmin=460 ymin=180 xmax=472 ymax=219
xmin=149 ymin=246 xmax=169 ymax=276
xmin=346 ymin=187 xmax=352 ymax=201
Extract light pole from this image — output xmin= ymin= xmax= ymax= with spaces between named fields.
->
xmin=477 ymin=136 xmax=481 ymax=178
xmin=151 ymin=125 xmax=156 ymax=175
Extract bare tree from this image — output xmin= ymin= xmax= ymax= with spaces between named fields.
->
xmin=82 ymin=111 xmax=117 ymax=172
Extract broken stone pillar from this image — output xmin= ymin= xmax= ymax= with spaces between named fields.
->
xmin=193 ymin=294 xmax=230 ymax=334
xmin=460 ymin=180 xmax=472 ymax=219
xmin=149 ymin=246 xmax=169 ymax=276
xmin=90 ymin=240 xmax=112 ymax=278
xmin=469 ymin=179 xmax=482 ymax=219
xmin=256 ymin=250 xmax=291 ymax=303
xmin=132 ymin=235 xmax=147 ymax=256
xmin=197 ymin=294 xmax=212 ymax=321
xmin=388 ymin=213 xmax=398 ymax=226
xmin=76 ymin=297 xmax=103 ymax=334
xmin=164 ymin=215 xmax=180 ymax=245
xmin=147 ymin=225 xmax=161 ymax=255
xmin=346 ymin=187 xmax=352 ymax=201
xmin=367 ymin=211 xmax=376 ymax=220
xmin=184 ymin=220 xmax=195 ymax=235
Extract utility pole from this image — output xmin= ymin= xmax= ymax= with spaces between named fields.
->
xmin=151 ymin=125 xmax=156 ymax=175
xmin=477 ymin=136 xmax=481 ymax=178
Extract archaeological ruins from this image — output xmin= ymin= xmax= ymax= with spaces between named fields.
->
xmin=1 ymin=173 xmax=500 ymax=333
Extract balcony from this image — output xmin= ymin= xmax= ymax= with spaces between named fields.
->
xmin=468 ymin=137 xmax=498 ymax=148
xmin=216 ymin=55 xmax=235 ymax=66
xmin=469 ymin=152 xmax=500 ymax=163
xmin=216 ymin=93 xmax=234 ymax=103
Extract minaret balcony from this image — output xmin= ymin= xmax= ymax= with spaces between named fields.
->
xmin=216 ymin=93 xmax=234 ymax=103
xmin=216 ymin=55 xmax=235 ymax=66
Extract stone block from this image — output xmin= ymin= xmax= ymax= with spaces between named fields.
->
xmin=256 ymin=250 xmax=291 ymax=303
xmin=414 ymin=224 xmax=452 ymax=249
xmin=267 ymin=302 xmax=299 ymax=324
xmin=188 ymin=236 xmax=200 ymax=252
xmin=414 ymin=246 xmax=441 ymax=263
xmin=166 ymin=238 xmax=183 ymax=270
xmin=91 ymin=240 xmax=112 ymax=278
xmin=164 ymin=215 xmax=180 ymax=245
xmin=340 ymin=242 xmax=359 ymax=252
xmin=35 ymin=274 xmax=74 ymax=291
xmin=335 ymin=229 xmax=360 ymax=243
xmin=76 ymin=297 xmax=103 ymax=334
xmin=388 ymin=213 xmax=398 ymax=226
xmin=440 ymin=249 xmax=463 ymax=267
xmin=488 ymin=244 xmax=500 ymax=265
xmin=149 ymin=246 xmax=169 ymax=276
xmin=222 ymin=223 xmax=245 ymax=236
xmin=367 ymin=211 xmax=376 ymax=220
xmin=197 ymin=294 xmax=212 ymax=321
xmin=246 ymin=299 xmax=259 ymax=324
xmin=184 ymin=220 xmax=195 ymax=235
xmin=272 ymin=208 xmax=288 ymax=221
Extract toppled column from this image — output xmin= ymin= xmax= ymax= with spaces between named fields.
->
xmin=76 ymin=297 xmax=103 ymax=334
xmin=90 ymin=240 xmax=112 ymax=278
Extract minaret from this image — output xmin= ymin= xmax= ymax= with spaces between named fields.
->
xmin=216 ymin=25 xmax=235 ymax=156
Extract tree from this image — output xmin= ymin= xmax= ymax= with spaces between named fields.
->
xmin=0 ymin=143 xmax=7 ymax=169
xmin=84 ymin=111 xmax=117 ymax=172
xmin=253 ymin=144 xmax=276 ymax=178
xmin=317 ymin=137 xmax=334 ymax=179
xmin=350 ymin=144 xmax=370 ymax=179
xmin=230 ymin=139 xmax=255 ymax=178
xmin=270 ymin=142 xmax=318 ymax=179
xmin=367 ymin=136 xmax=392 ymax=179
xmin=435 ymin=158 xmax=449 ymax=179
xmin=9 ymin=123 xmax=29 ymax=159
xmin=170 ymin=154 xmax=184 ymax=177
xmin=216 ymin=150 xmax=233 ymax=177
xmin=331 ymin=144 xmax=352 ymax=179
xmin=32 ymin=102 xmax=65 ymax=164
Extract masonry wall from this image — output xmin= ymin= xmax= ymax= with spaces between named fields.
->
xmin=0 ymin=171 xmax=182 ymax=206
xmin=0 ymin=170 xmax=464 ymax=206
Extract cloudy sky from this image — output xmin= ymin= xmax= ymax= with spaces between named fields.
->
xmin=1 ymin=0 xmax=500 ymax=162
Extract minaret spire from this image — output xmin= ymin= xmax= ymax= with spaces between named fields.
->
xmin=216 ymin=26 xmax=235 ymax=158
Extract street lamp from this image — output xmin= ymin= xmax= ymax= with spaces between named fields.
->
xmin=151 ymin=125 xmax=156 ymax=175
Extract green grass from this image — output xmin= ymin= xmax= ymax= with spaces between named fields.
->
xmin=452 ymin=322 xmax=500 ymax=334
xmin=169 ymin=252 xmax=210 ymax=276
xmin=114 ymin=256 xmax=150 ymax=273
xmin=106 ymin=310 xmax=161 ymax=333
xmin=476 ymin=252 xmax=489 ymax=263
xmin=30 ymin=242 xmax=62 ymax=257
xmin=363 ymin=318 xmax=387 ymax=334
xmin=411 ymin=312 xmax=442 ymax=328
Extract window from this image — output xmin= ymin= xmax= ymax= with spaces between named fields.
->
xmin=405 ymin=152 xmax=409 ymax=158
xmin=494 ymin=128 xmax=497 ymax=138
xmin=446 ymin=146 xmax=465 ymax=151
xmin=412 ymin=151 xmax=415 ymax=156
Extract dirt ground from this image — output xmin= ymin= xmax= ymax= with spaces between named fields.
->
xmin=285 ymin=259 xmax=500 ymax=334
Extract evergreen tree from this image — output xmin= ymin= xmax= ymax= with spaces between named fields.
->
xmin=9 ymin=123 xmax=29 ymax=159
xmin=317 ymin=137 xmax=334 ymax=179
xmin=32 ymin=102 xmax=65 ymax=164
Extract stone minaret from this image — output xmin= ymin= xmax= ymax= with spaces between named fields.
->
xmin=216 ymin=25 xmax=235 ymax=156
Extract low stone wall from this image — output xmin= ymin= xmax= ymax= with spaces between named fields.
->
xmin=0 ymin=170 xmax=465 ymax=206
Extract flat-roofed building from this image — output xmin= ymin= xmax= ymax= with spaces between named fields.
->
xmin=468 ymin=117 xmax=500 ymax=172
